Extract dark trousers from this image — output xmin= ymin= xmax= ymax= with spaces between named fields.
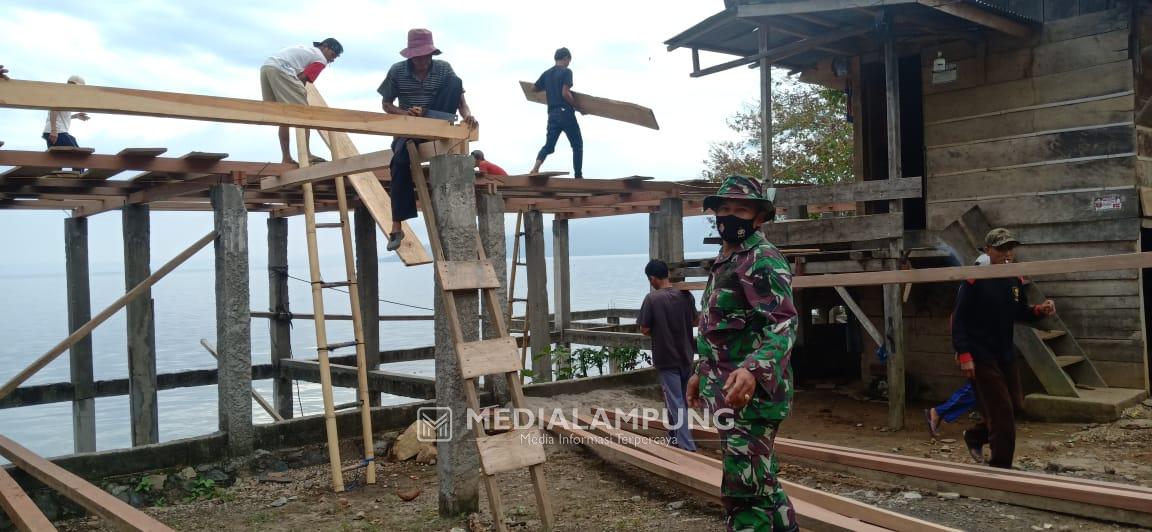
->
xmin=658 ymin=366 xmax=697 ymax=451
xmin=536 ymin=108 xmax=583 ymax=178
xmin=42 ymin=132 xmax=84 ymax=172
xmin=388 ymin=76 xmax=464 ymax=223
xmin=965 ymin=357 xmax=1023 ymax=468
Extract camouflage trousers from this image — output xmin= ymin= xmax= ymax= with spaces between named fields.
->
xmin=719 ymin=419 xmax=797 ymax=532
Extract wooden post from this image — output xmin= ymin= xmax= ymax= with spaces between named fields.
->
xmin=355 ymin=206 xmax=382 ymax=407
xmin=213 ymin=182 xmax=254 ymax=455
xmin=267 ymin=216 xmax=294 ymax=419
xmin=429 ymin=154 xmax=481 ymax=515
xmin=882 ymin=12 xmax=906 ymax=430
xmin=525 ymin=209 xmax=552 ymax=382
xmin=122 ymin=204 xmax=159 ymax=446
xmin=760 ymin=24 xmax=773 ymax=186
xmin=552 ymin=218 xmax=572 ymax=376
xmin=658 ymin=198 xmax=685 ymax=269
xmin=64 ymin=217 xmax=96 ymax=453
xmin=477 ymin=191 xmax=511 ymax=405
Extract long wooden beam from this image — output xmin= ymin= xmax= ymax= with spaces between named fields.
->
xmin=517 ymin=81 xmax=659 ymax=130
xmin=0 ymin=231 xmax=216 ymax=401
xmin=918 ymin=0 xmax=1032 ymax=37
xmin=676 ymin=252 xmax=1152 ymax=291
xmin=0 ymin=80 xmax=472 ymax=140
xmin=261 ymin=149 xmax=394 ymax=191
xmin=0 ymin=435 xmax=174 ymax=531
xmin=769 ymin=178 xmax=922 ymax=208
xmin=0 ymin=150 xmax=293 ymax=178
xmin=0 ymin=466 xmax=55 ymax=531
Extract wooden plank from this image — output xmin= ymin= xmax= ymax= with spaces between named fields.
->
xmin=518 ymin=81 xmax=658 ymax=130
xmin=927 ymin=188 xmax=1140 ymax=230
xmin=457 ymin=337 xmax=521 ymax=379
xmin=122 ymin=205 xmax=159 ymax=446
xmin=278 ymin=359 xmax=435 ymax=398
xmin=0 ymin=80 xmax=472 ymax=140
xmin=1078 ymin=338 xmax=1147 ymax=363
xmin=436 ymin=260 xmax=501 ymax=291
xmin=1039 ymin=279 xmax=1141 ymax=297
xmin=0 ymin=150 xmax=292 ymax=177
xmin=1031 ymin=29 xmax=1129 ymax=77
xmin=927 ymin=124 xmax=1134 ymax=176
xmin=926 ymin=93 xmax=1133 ymax=148
xmin=675 ymin=252 xmax=1152 ymax=291
xmin=476 ymin=429 xmax=547 ymax=475
xmin=305 ymin=85 xmax=431 ymax=266
xmin=0 ymin=434 xmax=173 ymax=531
xmin=261 ymin=149 xmax=393 ymax=190
xmin=834 ymin=287 xmax=883 ymax=346
xmin=761 ymin=213 xmax=903 ymax=246
xmin=1093 ymin=360 xmax=1151 ymax=389
xmin=773 ymin=178 xmax=922 ymax=208
xmin=64 ymin=217 xmax=96 ymax=453
xmin=0 ymin=465 xmax=55 ymax=531
xmin=925 ymin=61 xmax=1133 ymax=123
xmin=926 ymin=156 xmax=1135 ymax=202
xmin=1042 ymin=5 xmax=1129 ymax=43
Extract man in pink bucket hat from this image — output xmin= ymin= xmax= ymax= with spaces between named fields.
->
xmin=378 ymin=29 xmax=478 ymax=252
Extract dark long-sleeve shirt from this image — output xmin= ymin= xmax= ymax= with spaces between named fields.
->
xmin=951 ymin=276 xmax=1043 ymax=365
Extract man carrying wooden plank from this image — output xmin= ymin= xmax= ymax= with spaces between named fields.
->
xmin=953 ymin=228 xmax=1056 ymax=468
xmin=471 ymin=150 xmax=507 ymax=176
xmin=687 ymin=175 xmax=798 ymax=532
xmin=529 ymin=47 xmax=584 ymax=178
xmin=639 ymin=259 xmax=698 ymax=452
xmin=261 ymin=38 xmax=343 ymax=164
xmin=378 ymin=28 xmax=478 ymax=252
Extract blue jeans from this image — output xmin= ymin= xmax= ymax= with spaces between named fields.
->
xmin=536 ymin=108 xmax=583 ymax=178
xmin=659 ymin=366 xmax=697 ymax=451
xmin=935 ymin=382 xmax=977 ymax=423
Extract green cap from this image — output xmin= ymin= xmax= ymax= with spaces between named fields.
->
xmin=703 ymin=175 xmax=776 ymax=212
xmin=985 ymin=228 xmax=1020 ymax=249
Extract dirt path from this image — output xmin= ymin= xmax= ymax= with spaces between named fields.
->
xmin=51 ymin=386 xmax=1152 ymax=531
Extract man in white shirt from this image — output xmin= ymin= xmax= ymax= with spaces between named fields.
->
xmin=261 ymin=38 xmax=343 ymax=164
xmin=42 ymin=75 xmax=90 ymax=149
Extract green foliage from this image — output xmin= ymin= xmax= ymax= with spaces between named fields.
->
xmin=703 ymin=76 xmax=853 ymax=186
xmin=133 ymin=477 xmax=153 ymax=493
xmin=183 ymin=477 xmax=217 ymax=502
xmin=537 ymin=344 xmax=651 ymax=380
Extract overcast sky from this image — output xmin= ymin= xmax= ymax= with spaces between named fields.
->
xmin=0 ymin=0 xmax=761 ymax=273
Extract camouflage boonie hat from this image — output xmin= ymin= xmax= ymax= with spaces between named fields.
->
xmin=703 ymin=175 xmax=777 ymax=212
xmin=985 ymin=228 xmax=1020 ymax=249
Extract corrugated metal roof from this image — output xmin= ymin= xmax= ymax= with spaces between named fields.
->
xmin=963 ymin=0 xmax=1042 ymax=24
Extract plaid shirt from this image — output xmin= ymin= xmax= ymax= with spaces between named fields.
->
xmin=696 ymin=230 xmax=797 ymax=421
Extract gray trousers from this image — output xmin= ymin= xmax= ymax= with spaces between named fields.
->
xmin=659 ymin=366 xmax=698 ymax=451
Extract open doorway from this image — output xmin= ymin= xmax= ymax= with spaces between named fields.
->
xmin=859 ymin=54 xmax=926 ymax=230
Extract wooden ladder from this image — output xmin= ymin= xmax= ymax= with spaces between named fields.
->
xmin=295 ymin=128 xmax=376 ymax=492
xmin=406 ymin=142 xmax=554 ymax=532
xmin=506 ymin=211 xmax=531 ymax=383
xmin=939 ymin=205 xmax=1107 ymax=397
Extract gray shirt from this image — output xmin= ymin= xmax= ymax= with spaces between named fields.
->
xmin=638 ymin=288 xmax=697 ymax=369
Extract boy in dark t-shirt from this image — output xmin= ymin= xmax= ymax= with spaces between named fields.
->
xmin=529 ymin=47 xmax=584 ymax=178
xmin=638 ymin=259 xmax=698 ymax=451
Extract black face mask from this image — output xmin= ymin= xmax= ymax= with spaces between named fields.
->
xmin=716 ymin=215 xmax=757 ymax=243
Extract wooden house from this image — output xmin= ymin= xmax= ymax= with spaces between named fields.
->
xmin=668 ymin=0 xmax=1149 ymax=422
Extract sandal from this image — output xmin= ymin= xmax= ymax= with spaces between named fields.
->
xmin=923 ymin=408 xmax=941 ymax=439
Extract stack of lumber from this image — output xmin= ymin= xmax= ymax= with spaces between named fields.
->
xmin=549 ymin=413 xmax=958 ymax=532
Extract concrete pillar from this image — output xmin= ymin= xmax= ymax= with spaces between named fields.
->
xmin=552 ymin=218 xmax=572 ymax=376
xmin=524 ymin=209 xmax=552 ymax=383
xmin=122 ymin=204 xmax=159 ymax=446
xmin=648 ymin=212 xmax=661 ymax=261
xmin=429 ymin=154 xmax=481 ymax=516
xmin=477 ymin=191 xmax=511 ymax=405
xmin=354 ymin=206 xmax=381 ymax=407
xmin=65 ymin=217 xmax=96 ymax=453
xmin=212 ymin=183 xmax=254 ymax=455
xmin=267 ymin=216 xmax=294 ymax=419
xmin=658 ymin=198 xmax=685 ymax=269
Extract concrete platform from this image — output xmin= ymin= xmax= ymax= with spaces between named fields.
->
xmin=1024 ymin=387 xmax=1148 ymax=423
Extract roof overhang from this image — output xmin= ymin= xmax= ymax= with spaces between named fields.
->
xmin=666 ymin=0 xmax=1037 ymax=78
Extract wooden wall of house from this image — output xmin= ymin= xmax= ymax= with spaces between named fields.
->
xmin=917 ymin=3 xmax=1149 ymax=393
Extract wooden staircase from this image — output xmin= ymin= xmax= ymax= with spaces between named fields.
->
xmin=938 ymin=206 xmax=1107 ymax=398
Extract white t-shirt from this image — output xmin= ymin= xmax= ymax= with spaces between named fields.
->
xmin=264 ymin=45 xmax=328 ymax=75
xmin=43 ymin=111 xmax=74 ymax=134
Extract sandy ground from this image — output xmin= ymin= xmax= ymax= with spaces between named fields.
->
xmin=51 ymin=385 xmax=1152 ymax=532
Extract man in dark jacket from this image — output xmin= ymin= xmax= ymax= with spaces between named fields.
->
xmin=952 ymin=228 xmax=1056 ymax=468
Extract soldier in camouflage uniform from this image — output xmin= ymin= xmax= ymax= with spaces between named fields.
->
xmin=687 ymin=175 xmax=798 ymax=532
